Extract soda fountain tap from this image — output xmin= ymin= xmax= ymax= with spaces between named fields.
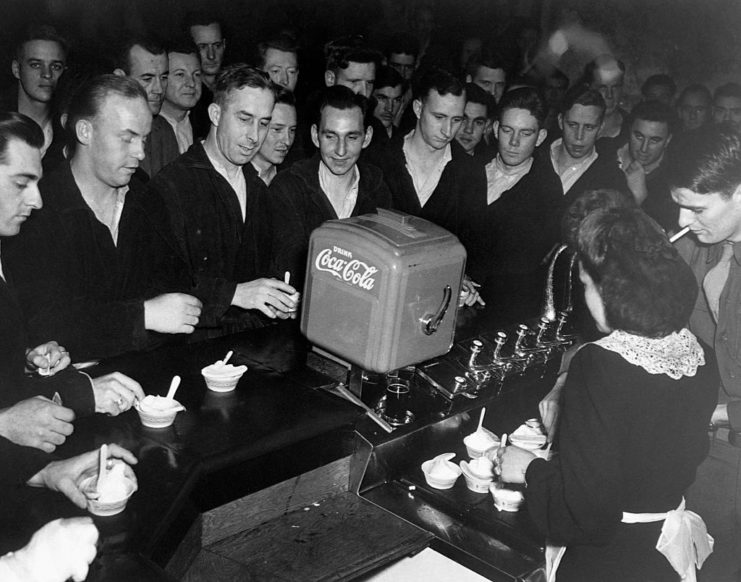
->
xmin=513 ymin=324 xmax=530 ymax=357
xmin=541 ymin=244 xmax=568 ymax=322
xmin=535 ymin=316 xmax=551 ymax=346
xmin=555 ymin=311 xmax=569 ymax=340
xmin=468 ymin=340 xmax=483 ymax=369
xmin=491 ymin=332 xmax=507 ymax=362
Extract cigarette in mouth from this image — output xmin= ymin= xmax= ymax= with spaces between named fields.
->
xmin=669 ymin=226 xmax=690 ymax=244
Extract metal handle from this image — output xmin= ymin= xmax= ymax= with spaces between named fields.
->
xmin=421 ymin=285 xmax=452 ymax=335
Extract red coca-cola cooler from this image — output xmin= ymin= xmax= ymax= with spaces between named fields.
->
xmin=301 ymin=209 xmax=466 ymax=373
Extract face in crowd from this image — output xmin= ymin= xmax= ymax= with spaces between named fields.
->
xmin=713 ymin=95 xmax=741 ymax=132
xmin=165 ymin=51 xmax=202 ymax=112
xmin=414 ymin=89 xmax=465 ymax=150
xmin=590 ymin=64 xmax=624 ymax=116
xmin=209 ymin=85 xmax=274 ymax=168
xmin=470 ymin=66 xmax=506 ymax=104
xmin=327 ymin=61 xmax=376 ymax=99
xmin=388 ymin=52 xmax=415 ymax=82
xmin=559 ymin=104 xmax=603 ymax=160
xmin=672 ymin=184 xmax=741 ymax=245
xmin=12 ymin=39 xmax=66 ymax=104
xmin=677 ymin=91 xmax=710 ymax=132
xmin=76 ymin=94 xmax=152 ymax=189
xmin=372 ymin=83 xmax=403 ymax=129
xmin=190 ymin=23 xmax=226 ymax=78
xmin=123 ymin=45 xmax=169 ymax=116
xmin=255 ymin=102 xmax=297 ymax=168
xmin=0 ymin=139 xmax=43 ymax=236
xmin=311 ymin=105 xmax=371 ymax=177
xmin=628 ymin=118 xmax=671 ymax=168
xmin=494 ymin=106 xmax=546 ymax=167
xmin=455 ymin=101 xmax=488 ymax=155
xmin=262 ymin=48 xmax=299 ymax=92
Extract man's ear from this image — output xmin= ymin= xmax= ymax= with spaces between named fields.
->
xmin=11 ymin=60 xmax=20 ymax=81
xmin=492 ymin=120 xmax=499 ymax=136
xmin=557 ymin=113 xmax=563 ymax=132
xmin=113 ymin=68 xmax=127 ymax=78
xmin=324 ymin=70 xmax=335 ymax=87
xmin=311 ymin=124 xmax=319 ymax=148
xmin=362 ymin=125 xmax=373 ymax=149
xmin=465 ymin=74 xmax=473 ymax=84
xmin=412 ymin=98 xmax=422 ymax=120
xmin=536 ymin=128 xmax=547 ymax=147
xmin=208 ymin=103 xmax=221 ymax=127
xmin=75 ymin=119 xmax=93 ymax=146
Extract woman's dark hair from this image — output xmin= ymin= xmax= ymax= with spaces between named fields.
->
xmin=561 ymin=188 xmax=635 ymax=251
xmin=577 ymin=207 xmax=698 ymax=337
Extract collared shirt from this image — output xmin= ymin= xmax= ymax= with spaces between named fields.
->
xmin=484 ymin=155 xmax=533 ymax=205
xmin=205 ymin=143 xmax=246 ymax=221
xmin=403 ymin=131 xmax=452 ymax=207
xmin=318 ymin=161 xmax=360 ymax=219
xmin=160 ymin=111 xmax=194 ymax=154
xmin=251 ymin=161 xmax=277 ymax=186
xmin=108 ymin=187 xmax=128 ymax=245
xmin=550 ymin=138 xmax=599 ymax=194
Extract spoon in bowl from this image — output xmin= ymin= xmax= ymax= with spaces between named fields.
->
xmin=165 ymin=375 xmax=181 ymax=401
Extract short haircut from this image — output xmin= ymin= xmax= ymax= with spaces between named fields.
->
xmin=374 ymin=65 xmax=404 ymax=92
xmin=577 ymin=207 xmax=697 ymax=337
xmin=641 ymin=74 xmax=676 ymax=99
xmin=168 ymin=36 xmax=199 ymax=59
xmin=677 ymin=83 xmax=711 ymax=104
xmin=414 ymin=67 xmax=465 ymax=102
xmin=212 ymin=64 xmax=275 ymax=108
xmin=256 ymin=34 xmax=299 ymax=68
xmin=628 ymin=100 xmax=677 ymax=135
xmin=274 ymin=86 xmax=296 ymax=108
xmin=183 ymin=10 xmax=224 ymax=34
xmin=113 ymin=36 xmax=167 ymax=75
xmin=386 ymin=33 xmax=419 ymax=60
xmin=714 ymin=82 xmax=741 ymax=102
xmin=324 ymin=36 xmax=381 ymax=74
xmin=0 ymin=112 xmax=45 ymax=164
xmin=315 ymin=85 xmax=371 ymax=130
xmin=14 ymin=23 xmax=68 ymax=61
xmin=465 ymin=48 xmax=509 ymax=79
xmin=464 ymin=82 xmax=494 ymax=117
xmin=497 ymin=86 xmax=547 ymax=126
xmin=560 ymin=83 xmax=606 ymax=116
xmin=562 ymin=188 xmax=635 ymax=251
xmin=66 ymin=74 xmax=148 ymax=153
xmin=582 ymin=54 xmax=626 ymax=84
xmin=666 ymin=124 xmax=741 ymax=198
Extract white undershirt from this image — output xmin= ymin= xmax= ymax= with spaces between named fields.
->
xmin=205 ymin=144 xmax=246 ymax=221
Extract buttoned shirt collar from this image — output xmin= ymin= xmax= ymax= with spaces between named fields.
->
xmin=550 ymin=138 xmax=598 ymax=194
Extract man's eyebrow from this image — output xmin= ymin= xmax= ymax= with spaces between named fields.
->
xmin=11 ymin=172 xmax=40 ymax=180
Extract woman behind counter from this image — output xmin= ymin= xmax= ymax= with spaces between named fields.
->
xmin=501 ymin=208 xmax=718 ymax=581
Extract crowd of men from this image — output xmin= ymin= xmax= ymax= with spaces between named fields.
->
xmin=2 ymin=9 xmax=741 ymax=581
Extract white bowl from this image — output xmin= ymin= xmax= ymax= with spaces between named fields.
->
xmin=80 ymin=463 xmax=137 ymax=516
xmin=464 ymin=428 xmax=500 ymax=459
xmin=421 ymin=454 xmax=462 ymax=490
xmin=201 ymin=364 xmax=247 ymax=392
xmin=490 ymin=484 xmax=524 ymax=512
xmin=460 ymin=460 xmax=494 ymax=493
xmin=134 ymin=396 xmax=185 ymax=428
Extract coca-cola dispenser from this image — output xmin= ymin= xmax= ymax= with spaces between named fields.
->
xmin=301 ymin=209 xmax=466 ymax=375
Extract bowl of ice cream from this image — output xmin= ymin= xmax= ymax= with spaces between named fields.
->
xmin=421 ymin=453 xmax=462 ymax=490
xmin=509 ymin=419 xmax=547 ymax=451
xmin=201 ymin=360 xmax=248 ymax=393
xmin=463 ymin=427 xmax=500 ymax=458
xmin=490 ymin=483 xmax=524 ymax=512
xmin=134 ymin=395 xmax=185 ymax=428
xmin=460 ymin=457 xmax=495 ymax=493
xmin=81 ymin=460 xmax=137 ymax=516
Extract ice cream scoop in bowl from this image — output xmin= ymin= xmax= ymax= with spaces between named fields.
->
xmin=464 ymin=427 xmax=500 ymax=458
xmin=460 ymin=456 xmax=495 ymax=493
xmin=421 ymin=453 xmax=462 ymax=489
xmin=81 ymin=456 xmax=137 ymax=516
xmin=490 ymin=482 xmax=525 ymax=512
xmin=134 ymin=394 xmax=185 ymax=428
xmin=201 ymin=357 xmax=248 ymax=393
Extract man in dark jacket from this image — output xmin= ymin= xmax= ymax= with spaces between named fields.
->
xmin=270 ymin=86 xmax=392 ymax=287
xmin=5 ymin=76 xmax=203 ymax=361
xmin=148 ymin=64 xmax=298 ymax=335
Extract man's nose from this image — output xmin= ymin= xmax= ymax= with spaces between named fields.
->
xmin=206 ymin=45 xmax=216 ymax=61
xmin=442 ymin=119 xmax=454 ymax=137
xmin=152 ymin=77 xmax=163 ymax=95
xmin=132 ymin=139 xmax=146 ymax=160
xmin=509 ymin=131 xmax=520 ymax=147
xmin=184 ymin=74 xmax=195 ymax=88
xmin=26 ymin=183 xmax=42 ymax=210
xmin=462 ymin=120 xmax=473 ymax=134
xmin=40 ymin=63 xmax=52 ymax=79
xmin=677 ymin=208 xmax=693 ymax=229
xmin=576 ymin=126 xmax=586 ymax=141
xmin=278 ymin=70 xmax=288 ymax=87
xmin=640 ymin=139 xmax=649 ymax=153
xmin=384 ymin=99 xmax=394 ymax=114
xmin=336 ymin=137 xmax=347 ymax=157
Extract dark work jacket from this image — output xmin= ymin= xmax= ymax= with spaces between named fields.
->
xmin=141 ymin=115 xmax=180 ymax=180
xmin=4 ymin=161 xmax=193 ymax=360
xmin=375 ymin=136 xmax=487 ymax=256
xmin=146 ymin=142 xmax=273 ymax=336
xmin=641 ymin=164 xmax=678 ymax=234
xmin=469 ymin=150 xmax=564 ymax=326
xmin=190 ymin=84 xmax=213 ymax=141
xmin=269 ymin=156 xmax=393 ymax=288
xmin=561 ymin=151 xmax=629 ymax=215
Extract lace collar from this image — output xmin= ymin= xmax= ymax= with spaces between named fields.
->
xmin=593 ymin=328 xmax=705 ymax=380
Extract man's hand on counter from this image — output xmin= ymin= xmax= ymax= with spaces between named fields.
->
xmin=144 ymin=293 xmax=202 ymax=334
xmin=231 ymin=278 xmax=299 ymax=319
xmin=0 ymin=397 xmax=75 ymax=453
xmin=27 ymin=443 xmax=138 ymax=509
xmin=0 ymin=517 xmax=99 ymax=582
xmin=25 ymin=341 xmax=71 ymax=376
xmin=91 ymin=373 xmax=145 ymax=416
